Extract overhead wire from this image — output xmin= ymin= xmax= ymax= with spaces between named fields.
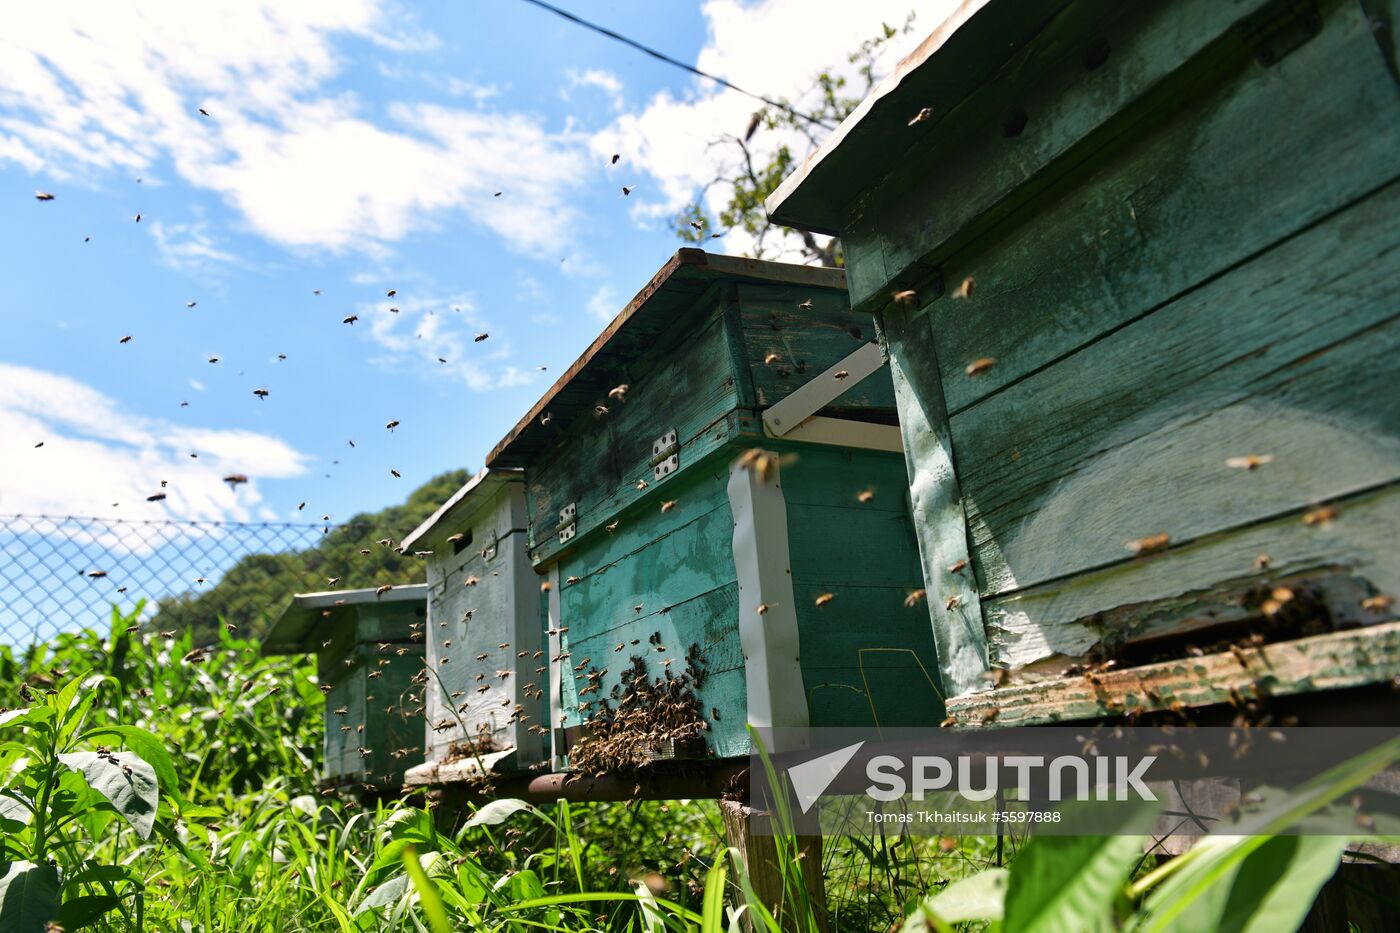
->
xmin=511 ymin=0 xmax=835 ymax=129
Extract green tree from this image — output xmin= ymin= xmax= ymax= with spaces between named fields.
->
xmin=151 ymin=468 xmax=471 ymax=641
xmin=675 ymin=14 xmax=916 ymax=267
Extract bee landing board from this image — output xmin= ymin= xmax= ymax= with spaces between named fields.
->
xmin=768 ymin=0 xmax=1400 ymax=723
xmin=263 ymin=586 xmax=427 ymax=789
xmin=397 ymin=469 xmax=546 ymax=785
xmin=488 ymin=250 xmax=946 ymax=770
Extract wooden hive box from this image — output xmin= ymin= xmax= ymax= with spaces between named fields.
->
xmin=766 ymin=0 xmax=1400 ymax=725
xmin=486 ymin=249 xmax=944 ymax=771
xmin=263 ymin=585 xmax=427 ymax=790
xmin=397 ymin=468 xmax=546 ymax=786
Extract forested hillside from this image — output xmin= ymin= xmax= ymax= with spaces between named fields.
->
xmin=153 ymin=469 xmax=471 ymax=640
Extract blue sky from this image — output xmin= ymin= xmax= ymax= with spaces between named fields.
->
xmin=0 ymin=0 xmax=931 ymax=536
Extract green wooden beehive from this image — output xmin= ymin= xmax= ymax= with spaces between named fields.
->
xmin=767 ymin=0 xmax=1400 ymax=724
xmin=263 ymin=586 xmax=427 ymax=789
xmin=398 ymin=468 xmax=547 ymax=786
xmin=486 ymin=249 xmax=944 ymax=770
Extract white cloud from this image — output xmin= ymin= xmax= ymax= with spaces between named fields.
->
xmin=362 ymin=296 xmax=533 ymax=390
xmin=592 ymin=0 xmax=943 ymax=258
xmin=567 ymin=69 xmax=625 ymax=111
xmin=586 ymin=284 xmax=619 ymax=323
xmin=0 ymin=1 xmax=590 ymax=257
xmin=0 ymin=363 xmax=310 ymax=541
xmin=148 ymin=220 xmax=237 ymax=273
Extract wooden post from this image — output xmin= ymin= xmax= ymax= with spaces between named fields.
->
xmin=720 ymin=800 xmax=829 ymax=933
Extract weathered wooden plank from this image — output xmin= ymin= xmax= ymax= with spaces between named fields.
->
xmin=562 ymin=587 xmax=750 ymax=757
xmin=721 ymin=800 xmax=829 ymax=933
xmin=524 ymin=308 xmax=740 ymax=560
xmin=955 ymin=179 xmax=1400 ymax=598
xmin=882 ymin=303 xmax=989 ymax=698
xmin=946 ymin=620 xmax=1400 ymax=727
xmin=558 ymin=496 xmax=736 ymax=638
xmin=921 ymin=0 xmax=1400 ymax=415
xmin=987 ymin=483 xmax=1400 ymax=673
xmin=738 ymin=283 xmax=890 ymax=410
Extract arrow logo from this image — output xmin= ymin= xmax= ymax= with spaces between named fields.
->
xmin=787 ymin=741 xmax=864 ymax=813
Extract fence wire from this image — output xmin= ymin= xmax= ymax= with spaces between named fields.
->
xmin=0 ymin=514 xmax=396 ymax=648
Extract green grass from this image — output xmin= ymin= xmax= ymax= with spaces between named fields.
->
xmin=4 ymin=603 xmax=1392 ymax=932
xmin=0 ymin=605 xmax=1001 ymax=932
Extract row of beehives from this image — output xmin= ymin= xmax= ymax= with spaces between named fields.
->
xmin=266 ymin=0 xmax=1400 ymax=794
xmin=265 ymin=250 xmax=946 ymax=791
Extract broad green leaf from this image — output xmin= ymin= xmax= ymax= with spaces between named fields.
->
xmin=58 ymin=750 xmax=159 ymax=840
xmin=510 ymin=868 xmax=546 ymax=900
xmin=464 ymin=798 xmax=543 ymax=828
xmin=1132 ymin=739 xmax=1400 ymax=932
xmin=1155 ymin=835 xmax=1345 ymax=933
xmin=904 ymin=868 xmax=1009 ymax=930
xmin=0 ymin=860 xmax=59 ymax=933
xmin=0 ymin=709 xmax=54 ymax=730
xmin=82 ymin=725 xmax=183 ymax=806
xmin=355 ymin=875 xmax=409 ymax=915
xmin=58 ymin=676 xmax=108 ymax=746
xmin=1003 ymin=797 xmax=1161 ymax=933
xmin=54 ymin=893 xmax=122 ymax=930
xmin=0 ymin=793 xmax=32 ymax=828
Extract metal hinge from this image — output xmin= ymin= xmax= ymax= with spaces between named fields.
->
xmin=650 ymin=429 xmax=679 ymax=480
xmin=1235 ymin=0 xmax=1321 ymax=68
xmin=556 ymin=503 xmax=576 ymax=544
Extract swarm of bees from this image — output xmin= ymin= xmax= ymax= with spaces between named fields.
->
xmin=567 ymin=644 xmax=710 ymax=777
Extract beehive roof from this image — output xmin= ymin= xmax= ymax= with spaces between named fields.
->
xmin=765 ymin=0 xmax=1059 ymax=233
xmin=486 ymin=248 xmax=845 ymax=468
xmin=399 ymin=467 xmax=521 ymax=552
xmin=262 ymin=583 xmax=427 ymax=654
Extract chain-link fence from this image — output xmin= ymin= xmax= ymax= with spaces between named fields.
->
xmin=0 ymin=514 xmax=414 ymax=648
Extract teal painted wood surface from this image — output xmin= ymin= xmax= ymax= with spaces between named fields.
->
xmin=766 ymin=0 xmax=1400 ymax=699
xmin=736 ymin=283 xmax=893 ymax=410
xmin=324 ymin=644 xmax=425 ymax=788
xmin=524 ymin=305 xmax=739 ymax=560
xmin=922 ymin=0 xmax=1400 ymax=417
xmin=492 ymin=252 xmax=948 ymax=761
xmin=957 ymin=178 xmax=1400 ymax=599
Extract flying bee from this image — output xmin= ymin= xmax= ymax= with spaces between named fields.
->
xmin=1126 ymin=533 xmax=1171 ymax=556
xmin=907 ymin=106 xmax=933 ymax=126
xmin=952 ymin=276 xmax=975 ymax=300
xmin=660 ymin=500 xmax=677 ymax=513
xmin=343 ymin=315 xmax=358 ymax=325
xmin=1226 ymin=454 xmax=1273 ymax=470
xmin=605 ymin=520 xmax=620 ymax=533
xmin=964 ymin=357 xmax=996 ymax=377
xmin=334 ymin=707 xmax=348 ymax=716
xmin=385 ymin=420 xmax=400 ymax=431
xmin=891 ymin=289 xmax=918 ymax=305
xmin=375 ymin=584 xmax=393 ymax=596
xmin=608 ymin=384 xmax=629 ymax=401
xmin=945 ymin=595 xmax=960 ymax=610
xmin=856 ymin=488 xmax=875 ymax=503
xmin=948 ymin=559 xmax=967 ymax=574
xmin=814 ymin=593 xmax=836 ymax=608
xmin=1302 ymin=505 xmax=1337 ymax=526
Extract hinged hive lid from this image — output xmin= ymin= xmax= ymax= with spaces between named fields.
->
xmin=262 ymin=584 xmax=427 ymax=655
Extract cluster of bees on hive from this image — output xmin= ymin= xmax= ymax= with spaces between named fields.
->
xmin=567 ymin=640 xmax=711 ymax=777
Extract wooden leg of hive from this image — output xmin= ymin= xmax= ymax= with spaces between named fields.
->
xmin=1301 ymin=860 xmax=1400 ymax=931
xmin=720 ymin=800 xmax=828 ymax=933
